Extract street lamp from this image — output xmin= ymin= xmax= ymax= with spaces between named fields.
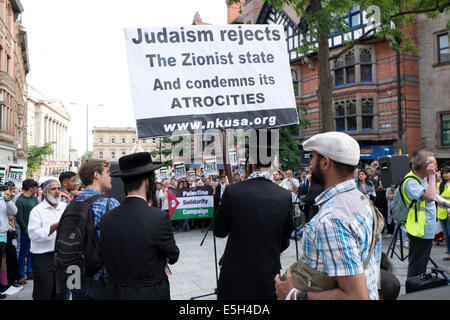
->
xmin=68 ymin=102 xmax=104 ymax=160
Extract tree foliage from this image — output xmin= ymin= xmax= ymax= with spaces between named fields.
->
xmin=27 ymin=142 xmax=55 ymax=178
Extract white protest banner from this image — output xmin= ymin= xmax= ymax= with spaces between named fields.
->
xmin=229 ymin=149 xmax=237 ymax=167
xmin=124 ymin=25 xmax=298 ymax=138
xmin=0 ymin=164 xmax=7 ymax=185
xmin=7 ymin=164 xmax=26 ymax=188
xmin=159 ymin=167 xmax=169 ymax=180
xmin=203 ymin=156 xmax=218 ymax=177
xmin=173 ymin=162 xmax=187 ymax=179
xmin=238 ymin=158 xmax=246 ymax=176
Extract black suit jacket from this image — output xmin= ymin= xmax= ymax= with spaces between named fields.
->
xmin=214 ymin=177 xmax=293 ymax=300
xmin=100 ymin=197 xmax=180 ymax=300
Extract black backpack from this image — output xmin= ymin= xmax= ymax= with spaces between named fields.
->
xmin=55 ymin=194 xmax=110 ymax=278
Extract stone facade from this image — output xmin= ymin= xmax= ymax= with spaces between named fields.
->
xmin=0 ymin=0 xmax=29 ymax=164
xmin=27 ymin=85 xmax=71 ymax=177
xmin=92 ymin=127 xmax=171 ymax=163
xmin=418 ymin=13 xmax=450 ymax=165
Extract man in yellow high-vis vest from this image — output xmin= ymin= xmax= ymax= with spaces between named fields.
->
xmin=402 ymin=150 xmax=450 ymax=277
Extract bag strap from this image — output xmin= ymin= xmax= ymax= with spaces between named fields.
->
xmin=85 ymin=194 xmax=104 ymax=205
xmin=363 ymin=202 xmax=384 ymax=269
xmin=398 ymin=175 xmax=422 ymax=207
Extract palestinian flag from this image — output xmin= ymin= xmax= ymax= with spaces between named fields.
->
xmin=167 ymin=189 xmax=179 ymax=219
xmin=167 ymin=186 xmax=214 ymax=220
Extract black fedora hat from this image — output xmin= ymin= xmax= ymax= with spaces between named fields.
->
xmin=110 ymin=152 xmax=163 ymax=178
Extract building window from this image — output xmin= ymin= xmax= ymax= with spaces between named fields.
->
xmin=152 ymin=138 xmax=156 ymax=143
xmin=121 ymin=136 xmax=126 ymax=143
xmin=348 ymin=6 xmax=361 ymax=28
xmin=111 ymin=151 xmax=116 ymax=159
xmin=99 ymin=136 xmax=103 ymax=144
xmin=99 ymin=151 xmax=103 ymax=159
xmin=441 ymin=114 xmax=450 ymax=146
xmin=335 ymin=99 xmax=357 ymax=132
xmin=334 ymin=47 xmax=373 ymax=86
xmin=142 ymin=139 xmax=146 ymax=144
xmin=360 ymin=49 xmax=372 ymax=82
xmin=438 ymin=34 xmax=449 ymax=64
xmin=6 ymin=54 xmax=10 ymax=74
xmin=291 ymin=69 xmax=299 ymax=96
xmin=0 ymin=105 xmax=3 ymax=130
xmin=111 ymin=136 xmax=115 ymax=144
xmin=345 ymin=51 xmax=356 ymax=84
xmin=361 ymin=98 xmax=374 ymax=130
xmin=132 ymin=137 xmax=136 ymax=144
xmin=335 ymin=98 xmax=376 ymax=132
xmin=122 ymin=151 xmax=126 ymax=156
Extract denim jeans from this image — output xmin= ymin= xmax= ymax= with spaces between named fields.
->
xmin=440 ymin=219 xmax=450 ymax=255
xmin=18 ymin=231 xmax=32 ymax=278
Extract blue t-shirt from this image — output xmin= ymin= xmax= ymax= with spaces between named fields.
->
xmin=404 ymin=176 xmax=436 ymax=239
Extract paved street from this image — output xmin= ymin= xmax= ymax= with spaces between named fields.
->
xmin=4 ymin=229 xmax=450 ymax=300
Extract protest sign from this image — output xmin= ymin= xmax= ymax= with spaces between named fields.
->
xmin=7 ymin=164 xmax=26 ymax=188
xmin=167 ymin=186 xmax=214 ymax=220
xmin=0 ymin=165 xmax=7 ymax=185
xmin=229 ymin=149 xmax=237 ymax=167
xmin=203 ymin=156 xmax=217 ymax=177
xmin=159 ymin=167 xmax=169 ymax=180
xmin=187 ymin=170 xmax=195 ymax=177
xmin=238 ymin=158 xmax=246 ymax=176
xmin=124 ymin=25 xmax=298 ymax=138
xmin=173 ymin=162 xmax=187 ymax=179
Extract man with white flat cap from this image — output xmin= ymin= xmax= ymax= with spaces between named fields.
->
xmin=275 ymin=132 xmax=382 ymax=300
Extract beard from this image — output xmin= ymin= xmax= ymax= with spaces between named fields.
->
xmin=311 ymin=163 xmax=325 ymax=187
xmin=46 ymin=193 xmax=61 ymax=205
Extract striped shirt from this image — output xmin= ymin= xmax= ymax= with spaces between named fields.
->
xmin=299 ymin=179 xmax=381 ymax=300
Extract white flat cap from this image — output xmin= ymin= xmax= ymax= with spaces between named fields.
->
xmin=302 ymin=131 xmax=360 ymax=166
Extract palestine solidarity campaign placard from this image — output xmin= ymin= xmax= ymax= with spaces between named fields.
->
xmin=124 ymin=25 xmax=298 ymax=138
xmin=167 ymin=186 xmax=214 ymax=220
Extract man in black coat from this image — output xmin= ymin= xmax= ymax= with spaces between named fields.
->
xmin=100 ymin=152 xmax=180 ymax=300
xmin=214 ymin=131 xmax=294 ymax=300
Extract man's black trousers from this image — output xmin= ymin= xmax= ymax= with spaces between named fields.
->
xmin=407 ymin=234 xmax=433 ymax=278
xmin=31 ymin=252 xmax=57 ymax=300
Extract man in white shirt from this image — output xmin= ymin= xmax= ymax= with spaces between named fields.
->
xmin=28 ymin=179 xmax=66 ymax=300
xmin=159 ymin=180 xmax=170 ymax=212
xmin=282 ymin=170 xmax=300 ymax=204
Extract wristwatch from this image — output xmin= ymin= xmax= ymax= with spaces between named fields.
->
xmin=297 ymin=290 xmax=308 ymax=300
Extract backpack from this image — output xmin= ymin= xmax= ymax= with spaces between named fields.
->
xmin=55 ymin=194 xmax=110 ymax=278
xmin=391 ymin=175 xmax=422 ymax=223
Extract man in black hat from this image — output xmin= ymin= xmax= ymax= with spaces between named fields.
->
xmin=100 ymin=152 xmax=180 ymax=300
xmin=213 ymin=129 xmax=294 ymax=300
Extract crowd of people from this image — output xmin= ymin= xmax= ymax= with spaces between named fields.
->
xmin=0 ymin=131 xmax=449 ymax=300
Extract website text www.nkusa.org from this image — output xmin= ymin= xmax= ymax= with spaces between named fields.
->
xmin=163 ymin=115 xmax=277 ymax=132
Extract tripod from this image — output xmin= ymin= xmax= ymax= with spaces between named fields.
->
xmin=386 ymin=222 xmax=408 ymax=261
xmin=190 ymin=219 xmax=219 ymax=300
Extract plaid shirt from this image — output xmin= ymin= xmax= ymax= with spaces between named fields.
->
xmin=299 ymin=179 xmax=381 ymax=300
xmin=76 ymin=189 xmax=120 ymax=280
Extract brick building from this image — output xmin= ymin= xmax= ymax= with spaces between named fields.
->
xmin=0 ymin=0 xmax=29 ymax=164
xmin=228 ymin=1 xmax=427 ymax=165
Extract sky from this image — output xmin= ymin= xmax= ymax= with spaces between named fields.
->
xmin=21 ymin=0 xmax=228 ymax=156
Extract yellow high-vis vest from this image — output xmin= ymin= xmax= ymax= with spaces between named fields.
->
xmin=402 ymin=171 xmax=427 ymax=238
xmin=437 ymin=182 xmax=450 ymax=220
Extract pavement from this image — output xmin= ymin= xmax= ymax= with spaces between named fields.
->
xmin=3 ymin=229 xmax=450 ymax=300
